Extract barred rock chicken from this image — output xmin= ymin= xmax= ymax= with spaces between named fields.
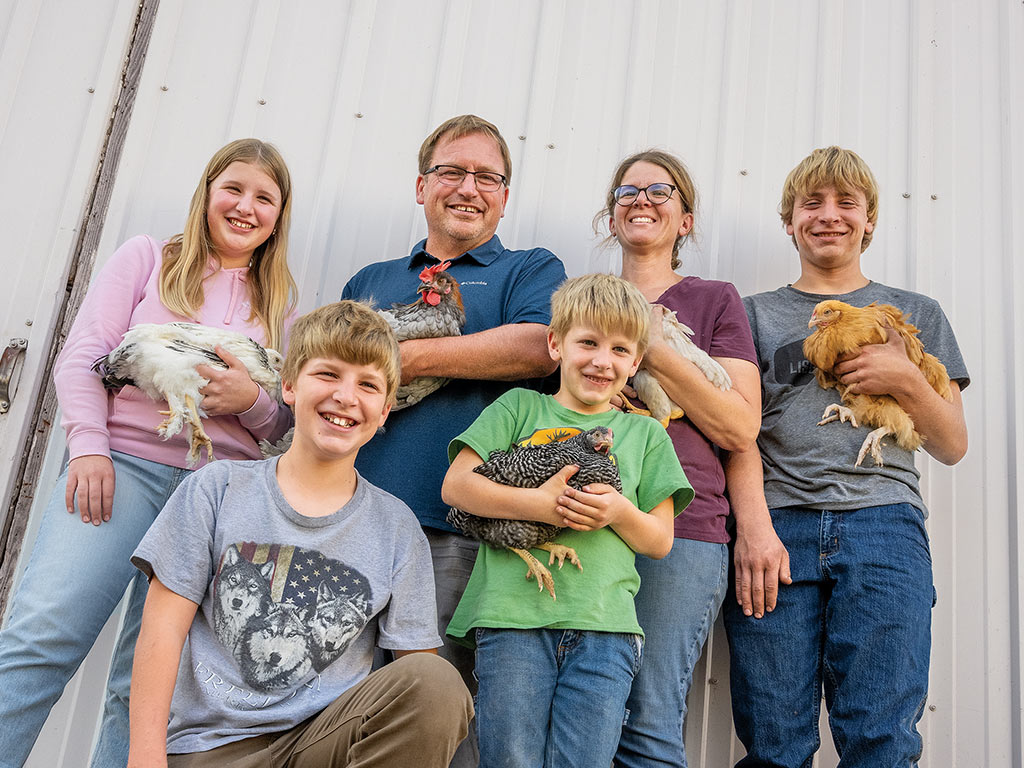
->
xmin=93 ymin=322 xmax=284 ymax=466
xmin=803 ymin=300 xmax=952 ymax=467
xmin=379 ymin=261 xmax=466 ymax=410
xmin=626 ymin=308 xmax=732 ymax=426
xmin=447 ymin=426 xmax=621 ymax=599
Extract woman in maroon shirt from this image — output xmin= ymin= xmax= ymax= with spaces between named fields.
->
xmin=603 ymin=150 xmax=761 ymax=768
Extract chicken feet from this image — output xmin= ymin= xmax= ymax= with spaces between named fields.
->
xmin=818 ymin=403 xmax=859 ymax=427
xmin=157 ymin=393 xmax=214 ymax=467
xmin=856 ymin=427 xmax=890 ymax=467
xmin=512 ymin=548 xmax=558 ymax=599
xmin=538 ymin=542 xmax=582 ymax=572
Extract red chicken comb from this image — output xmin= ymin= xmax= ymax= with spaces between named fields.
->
xmin=418 ymin=261 xmax=452 ymax=282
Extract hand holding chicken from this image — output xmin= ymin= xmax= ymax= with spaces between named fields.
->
xmin=627 ymin=305 xmax=732 ymax=426
xmin=803 ymin=300 xmax=953 ymax=466
xmin=93 ymin=322 xmax=284 ymax=466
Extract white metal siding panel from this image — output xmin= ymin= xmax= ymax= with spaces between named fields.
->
xmin=0 ymin=0 xmax=139 ymax=520
xmin=0 ymin=3 xmax=155 ymax=765
xmin=5 ymin=1 xmax=1021 ymax=766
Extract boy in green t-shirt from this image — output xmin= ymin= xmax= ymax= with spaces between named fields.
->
xmin=442 ymin=273 xmax=693 ymax=768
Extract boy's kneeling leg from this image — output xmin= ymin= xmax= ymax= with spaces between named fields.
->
xmin=283 ymin=653 xmax=472 ymax=768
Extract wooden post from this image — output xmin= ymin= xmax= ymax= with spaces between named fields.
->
xmin=0 ymin=0 xmax=161 ymax=611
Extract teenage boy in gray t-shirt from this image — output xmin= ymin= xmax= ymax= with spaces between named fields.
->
xmin=127 ymin=301 xmax=472 ymax=768
xmin=722 ymin=147 xmax=968 ymax=768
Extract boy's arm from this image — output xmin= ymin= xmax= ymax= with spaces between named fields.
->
xmin=556 ymin=486 xmax=675 ymax=559
xmin=723 ymin=447 xmax=792 ymax=619
xmin=128 ymin=577 xmax=199 ymax=768
xmin=833 ymin=328 xmax=967 ymax=464
xmin=441 ymin=446 xmax=577 ymax=524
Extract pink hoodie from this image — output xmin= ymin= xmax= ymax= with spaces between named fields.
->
xmin=56 ymin=234 xmax=293 ymax=469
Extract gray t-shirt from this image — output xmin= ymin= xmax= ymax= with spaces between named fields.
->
xmin=744 ymin=282 xmax=969 ymax=512
xmin=132 ymin=457 xmax=441 ymax=755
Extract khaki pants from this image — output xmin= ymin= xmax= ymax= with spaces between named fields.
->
xmin=167 ymin=653 xmax=472 ymax=768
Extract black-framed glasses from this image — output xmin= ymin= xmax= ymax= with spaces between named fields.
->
xmin=424 ymin=164 xmax=507 ymax=192
xmin=613 ymin=183 xmax=684 ymax=209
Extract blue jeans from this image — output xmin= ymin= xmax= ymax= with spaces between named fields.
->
xmin=722 ymin=503 xmax=934 ymax=768
xmin=424 ymin=528 xmax=480 ymax=768
xmin=616 ymin=538 xmax=729 ymax=768
xmin=475 ymin=627 xmax=643 ymax=768
xmin=0 ymin=451 xmax=189 ymax=768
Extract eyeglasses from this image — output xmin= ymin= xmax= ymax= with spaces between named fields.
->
xmin=424 ymin=164 xmax=507 ymax=192
xmin=613 ymin=183 xmax=686 ymax=210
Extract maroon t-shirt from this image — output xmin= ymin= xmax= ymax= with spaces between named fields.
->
xmin=648 ymin=277 xmax=757 ymax=543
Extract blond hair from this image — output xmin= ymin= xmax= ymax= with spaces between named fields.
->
xmin=159 ymin=138 xmax=297 ymax=351
xmin=418 ymin=115 xmax=512 ymax=186
xmin=780 ymin=146 xmax=880 ymax=251
xmin=594 ymin=149 xmax=698 ymax=270
xmin=281 ymin=301 xmax=401 ymax=405
xmin=549 ymin=273 xmax=650 ymax=356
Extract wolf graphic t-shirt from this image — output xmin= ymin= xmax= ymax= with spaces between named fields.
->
xmin=132 ymin=457 xmax=439 ymax=755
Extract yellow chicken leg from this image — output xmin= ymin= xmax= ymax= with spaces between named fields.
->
xmin=183 ymin=394 xmax=215 ymax=466
xmin=537 ymin=542 xmax=583 ymax=572
xmin=856 ymin=427 xmax=890 ymax=467
xmin=818 ymin=403 xmax=859 ymax=427
xmin=511 ymin=548 xmax=556 ymax=599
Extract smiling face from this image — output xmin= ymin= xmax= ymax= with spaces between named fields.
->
xmin=206 ymin=160 xmax=282 ymax=268
xmin=787 ymin=185 xmax=874 ymax=274
xmin=282 ymin=357 xmax=391 ymax=465
xmin=416 ymin=131 xmax=509 ymax=258
xmin=609 ymin=161 xmax=693 ymax=262
xmin=548 ymin=325 xmax=642 ymax=415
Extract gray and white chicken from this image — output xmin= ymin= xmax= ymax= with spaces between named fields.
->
xmin=629 ymin=308 xmax=732 ymax=426
xmin=260 ymin=263 xmax=465 ymax=458
xmin=379 ymin=260 xmax=466 ymax=410
xmin=447 ymin=426 xmax=621 ymax=599
xmin=92 ymin=322 xmax=284 ymax=466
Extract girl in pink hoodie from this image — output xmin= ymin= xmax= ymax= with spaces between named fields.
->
xmin=0 ymin=138 xmax=297 ymax=768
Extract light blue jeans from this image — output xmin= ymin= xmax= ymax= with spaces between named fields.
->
xmin=722 ymin=503 xmax=934 ymax=768
xmin=0 ymin=451 xmax=189 ymax=768
xmin=475 ymin=627 xmax=643 ymax=768
xmin=616 ymin=537 xmax=729 ymax=768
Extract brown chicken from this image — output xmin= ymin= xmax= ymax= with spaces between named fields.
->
xmin=803 ymin=300 xmax=953 ymax=466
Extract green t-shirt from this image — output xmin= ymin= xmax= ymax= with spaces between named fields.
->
xmin=446 ymin=389 xmax=693 ymax=645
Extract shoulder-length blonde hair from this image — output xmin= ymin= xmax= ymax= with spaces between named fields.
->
xmin=158 ymin=138 xmax=296 ymax=351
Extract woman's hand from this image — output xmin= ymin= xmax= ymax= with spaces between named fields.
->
xmin=196 ymin=346 xmax=260 ymax=416
xmin=66 ymin=455 xmax=115 ymax=525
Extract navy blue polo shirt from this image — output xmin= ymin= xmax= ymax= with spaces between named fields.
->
xmin=341 ymin=235 xmax=566 ymax=531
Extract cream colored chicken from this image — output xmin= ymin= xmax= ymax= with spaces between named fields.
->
xmin=626 ymin=308 xmax=732 ymax=426
xmin=93 ymin=322 xmax=283 ymax=466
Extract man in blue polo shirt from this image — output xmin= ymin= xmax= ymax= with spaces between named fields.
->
xmin=342 ymin=114 xmax=565 ymax=767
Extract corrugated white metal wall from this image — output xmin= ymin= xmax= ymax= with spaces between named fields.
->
xmin=4 ymin=1 xmax=1020 ymax=765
